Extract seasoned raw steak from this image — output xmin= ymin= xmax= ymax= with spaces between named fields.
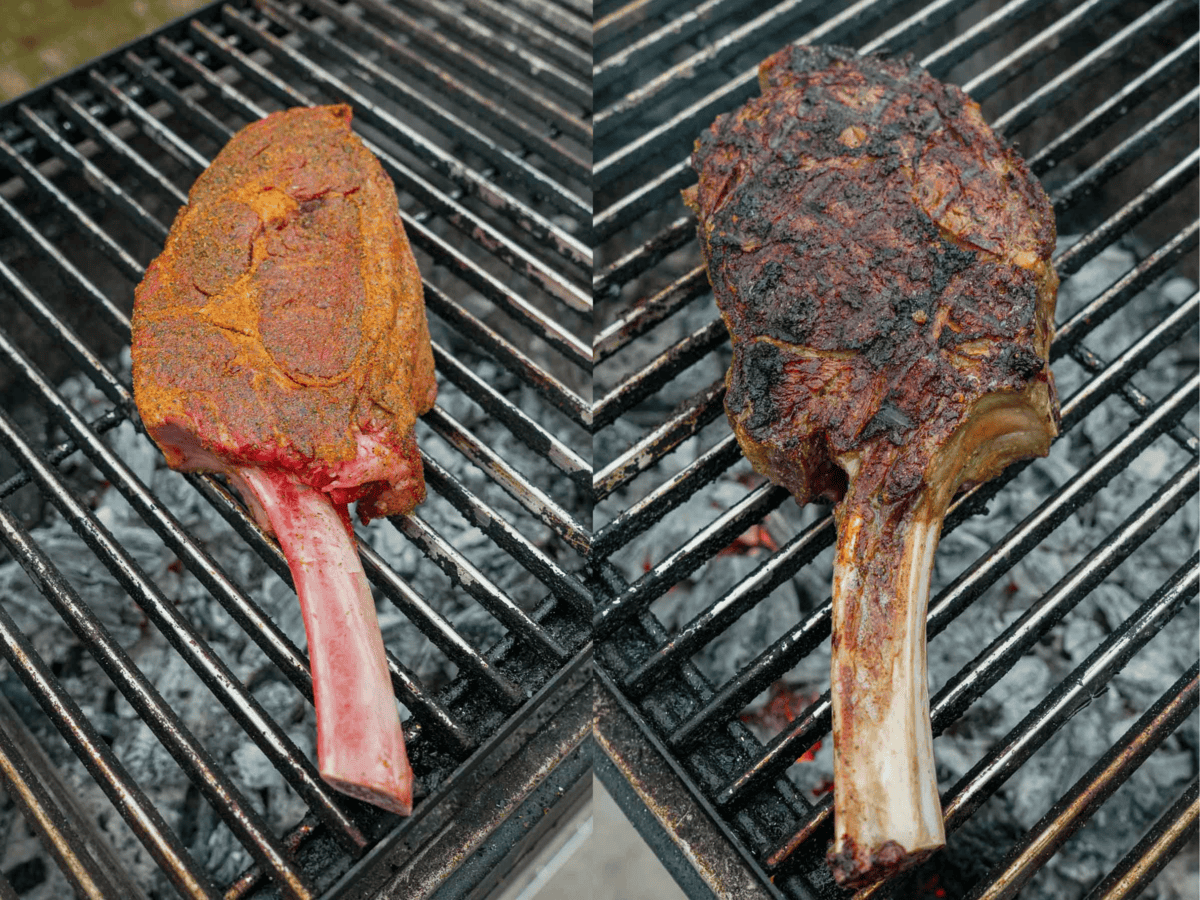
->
xmin=133 ymin=104 xmax=436 ymax=815
xmin=684 ymin=46 xmax=1059 ymax=887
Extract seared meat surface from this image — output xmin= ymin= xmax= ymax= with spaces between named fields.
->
xmin=684 ymin=45 xmax=1059 ymax=887
xmin=133 ymin=104 xmax=436 ymax=815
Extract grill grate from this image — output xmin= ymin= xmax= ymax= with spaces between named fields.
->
xmin=0 ymin=1 xmax=591 ymax=898
xmin=593 ymin=0 xmax=1198 ymax=898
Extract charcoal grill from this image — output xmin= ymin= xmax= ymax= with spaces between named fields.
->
xmin=0 ymin=1 xmax=591 ymax=898
xmin=593 ymin=1 xmax=1198 ymax=897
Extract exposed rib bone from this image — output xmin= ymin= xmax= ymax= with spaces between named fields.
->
xmin=235 ymin=468 xmax=413 ymax=816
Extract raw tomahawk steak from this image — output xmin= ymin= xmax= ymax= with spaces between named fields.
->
xmin=132 ymin=104 xmax=436 ymax=816
xmin=684 ymin=46 xmax=1059 ymax=886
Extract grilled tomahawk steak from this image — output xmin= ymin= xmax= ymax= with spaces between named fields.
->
xmin=684 ymin=45 xmax=1059 ymax=886
xmin=132 ymin=104 xmax=436 ymax=815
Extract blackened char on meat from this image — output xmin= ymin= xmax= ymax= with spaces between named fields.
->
xmin=684 ymin=45 xmax=1059 ymax=888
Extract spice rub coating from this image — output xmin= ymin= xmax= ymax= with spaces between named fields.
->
xmin=132 ymin=104 xmax=436 ymax=519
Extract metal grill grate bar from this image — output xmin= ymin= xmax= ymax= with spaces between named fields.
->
xmin=594 ymin=0 xmax=761 ymax=93
xmin=354 ymin=541 xmax=529 ymax=709
xmin=622 ymin=511 xmax=835 ymax=698
xmin=593 ymin=318 xmax=727 ymax=428
xmin=594 ymin=483 xmax=791 ymax=637
xmin=1028 ymin=46 xmax=1198 ymax=175
xmin=940 ymin=557 xmax=1199 ymax=835
xmin=671 ymin=364 xmax=1199 ymax=766
xmin=0 ymin=517 xmax=219 ymax=900
xmin=50 ymin=86 xmax=188 ymax=205
xmin=597 ymin=0 xmax=870 ymax=139
xmin=422 ymin=405 xmax=591 ymax=554
xmin=0 ymin=413 xmax=313 ymax=897
xmin=593 ymin=0 xmax=902 ymax=185
xmin=397 ymin=0 xmax=590 ymax=109
xmin=1053 ymin=221 xmax=1199 ymax=360
xmin=16 ymin=103 xmax=170 ymax=244
xmin=389 ymin=512 xmax=569 ymax=662
xmin=122 ymin=51 xmax=232 ymax=147
xmin=1051 ymin=153 xmax=1199 ymax=278
xmin=0 ymin=261 xmax=127 ymax=407
xmin=0 ymin=410 xmax=124 ymax=501
xmin=257 ymin=0 xmax=590 ymax=222
xmin=354 ymin=0 xmax=590 ymax=143
xmin=593 ymin=376 xmax=725 ymax=500
xmin=959 ymin=0 xmax=1142 ymax=102
xmin=423 ymin=282 xmax=590 ymax=427
xmin=593 ymin=215 xmax=693 ymax=299
xmin=87 ymin=68 xmax=209 ymax=171
xmin=1081 ymin=778 xmax=1199 ymax=900
xmin=923 ymin=0 xmax=1112 ymax=81
xmin=430 ymin=344 xmax=590 ymax=489
xmin=224 ymin=4 xmax=591 ymax=271
xmin=594 ymin=0 xmax=676 ymax=47
xmin=456 ymin=0 xmax=590 ymax=73
xmin=0 ymin=138 xmax=143 ymax=286
xmin=196 ymin=13 xmax=591 ymax=299
xmin=594 ymin=157 xmax=690 ymax=242
xmin=992 ymin=5 xmax=1195 ymax=138
xmin=0 ymin=189 xmax=129 ymax=333
xmin=421 ymin=453 xmax=591 ymax=617
xmin=964 ymin=665 xmax=1198 ymax=900
xmin=860 ymin=0 xmax=1050 ymax=60
xmin=595 ymin=266 xmax=708 ymax=363
xmin=403 ymin=217 xmax=591 ymax=369
xmin=1051 ymin=92 xmax=1200 ymax=216
xmin=0 ymin=691 xmax=150 ymax=900
xmin=593 ymin=434 xmax=744 ymax=561
xmin=299 ymin=0 xmax=589 ymax=182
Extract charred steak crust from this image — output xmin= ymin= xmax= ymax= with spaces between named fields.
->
xmin=684 ymin=45 xmax=1061 ymax=887
xmin=684 ymin=44 xmax=1059 ymax=508
xmin=133 ymin=104 xmax=436 ymax=519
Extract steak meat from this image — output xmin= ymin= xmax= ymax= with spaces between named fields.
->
xmin=132 ymin=104 xmax=436 ymax=816
xmin=684 ymin=46 xmax=1059 ymax=886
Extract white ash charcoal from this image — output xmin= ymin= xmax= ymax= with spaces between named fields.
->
xmin=1006 ymin=707 xmax=1110 ymax=831
xmin=982 ymin=654 xmax=1054 ymax=737
xmin=363 ymin=519 xmax=423 ymax=579
xmin=1051 ymin=851 xmax=1106 ymax=891
xmin=933 ymin=527 xmax=996 ymax=583
xmin=115 ymin=718 xmax=188 ymax=797
xmin=249 ymin=679 xmax=311 ymax=732
xmin=234 ymin=742 xmax=285 ymax=794
xmin=0 ymin=817 xmax=76 ymax=900
xmin=202 ymin=821 xmax=251 ymax=889
xmin=656 ymin=548 xmax=802 ymax=689
xmin=1060 ymin=615 xmax=1105 ymax=662
xmin=1088 ymin=582 xmax=1142 ymax=632
xmin=253 ymin=572 xmax=310 ymax=655
xmin=0 ymin=515 xmax=146 ymax=648
xmin=931 ymin=739 xmax=980 ymax=787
